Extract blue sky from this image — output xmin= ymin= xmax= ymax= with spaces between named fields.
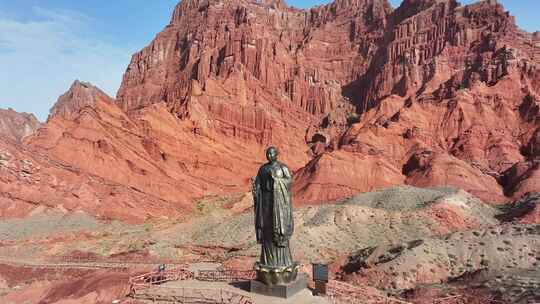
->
xmin=0 ymin=0 xmax=538 ymax=121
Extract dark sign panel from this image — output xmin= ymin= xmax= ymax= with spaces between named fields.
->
xmin=312 ymin=263 xmax=329 ymax=282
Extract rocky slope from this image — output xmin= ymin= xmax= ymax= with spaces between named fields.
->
xmin=0 ymin=186 xmax=536 ymax=303
xmin=1 ymin=0 xmax=538 ymax=221
xmin=151 ymin=186 xmax=502 ymax=261
xmin=498 ymin=192 xmax=540 ymax=224
xmin=338 ymin=224 xmax=540 ymax=303
xmin=1 ymin=83 xmax=213 ymax=222
xmin=0 ymin=108 xmax=40 ymax=142
xmin=28 ymin=80 xmax=281 ymax=217
xmin=48 ymin=80 xmax=114 ymax=120
xmin=1 ymin=2 xmax=539 ymax=302
xmin=298 ymin=0 xmax=540 ymax=203
xmin=0 ymin=136 xmax=189 ymax=223
xmin=0 ymin=186 xmax=500 ymax=263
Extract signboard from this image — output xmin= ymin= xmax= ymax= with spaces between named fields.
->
xmin=312 ymin=263 xmax=329 ymax=282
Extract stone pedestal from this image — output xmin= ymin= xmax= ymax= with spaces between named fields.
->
xmin=314 ymin=280 xmax=327 ymax=296
xmin=250 ymin=274 xmax=308 ymax=298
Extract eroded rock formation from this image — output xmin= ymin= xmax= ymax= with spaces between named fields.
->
xmin=2 ymin=0 xmax=539 ymax=220
xmin=48 ymin=80 xmax=114 ymax=120
xmin=297 ymin=0 xmax=540 ymax=203
xmin=0 ymin=108 xmax=40 ymax=142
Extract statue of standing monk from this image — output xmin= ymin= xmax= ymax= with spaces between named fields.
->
xmin=252 ymin=147 xmax=299 ymax=286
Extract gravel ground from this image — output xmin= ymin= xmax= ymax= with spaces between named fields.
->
xmin=0 ymin=211 xmax=104 ymax=241
xmin=0 ymin=186 xmax=502 ymax=264
xmin=153 ymin=186 xmax=500 ymax=262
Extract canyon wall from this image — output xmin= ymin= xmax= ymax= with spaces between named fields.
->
xmin=3 ymin=0 xmax=538 ymax=221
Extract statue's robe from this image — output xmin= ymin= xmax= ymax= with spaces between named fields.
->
xmin=253 ymin=161 xmax=294 ymax=267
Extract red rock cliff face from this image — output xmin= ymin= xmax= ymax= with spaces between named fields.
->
xmin=117 ymin=0 xmax=392 ymax=150
xmin=49 ymin=80 xmax=114 ymax=120
xmin=17 ymin=0 xmax=540 ymax=221
xmin=0 ymin=135 xmax=188 ymax=223
xmin=0 ymin=108 xmax=41 ymax=142
xmin=362 ymin=0 xmax=536 ymax=103
xmin=297 ymin=0 xmax=540 ymax=203
xmin=29 ymin=84 xmax=268 ymax=219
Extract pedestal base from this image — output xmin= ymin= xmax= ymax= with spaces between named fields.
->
xmin=250 ymin=274 xmax=308 ymax=298
xmin=314 ymin=280 xmax=328 ymax=296
xmin=254 ymin=262 xmax=300 ymax=286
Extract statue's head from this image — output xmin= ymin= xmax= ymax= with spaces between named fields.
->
xmin=266 ymin=146 xmax=279 ymax=162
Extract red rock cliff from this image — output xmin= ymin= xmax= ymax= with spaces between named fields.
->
xmin=0 ymin=108 xmax=41 ymax=142
xmin=49 ymin=80 xmax=114 ymax=120
xmin=312 ymin=0 xmax=540 ymax=203
xmin=13 ymin=0 xmax=540 ymax=221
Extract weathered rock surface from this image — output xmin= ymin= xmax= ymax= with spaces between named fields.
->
xmin=48 ymin=80 xmax=113 ymax=120
xmin=338 ymin=224 xmax=540 ymax=298
xmin=0 ymin=185 xmax=502 ymax=264
xmin=293 ymin=151 xmax=405 ymax=204
xmin=0 ymin=186 xmax=531 ymax=303
xmin=296 ymin=0 xmax=540 ymax=203
xmin=157 ymin=186 xmax=500 ymax=262
xmin=28 ymin=94 xmax=301 ymax=219
xmin=499 ymin=192 xmax=540 ymax=224
xmin=1 ymin=0 xmax=539 ymax=220
xmin=0 ymin=108 xmax=40 ymax=142
xmin=0 ymin=266 xmax=129 ymax=304
xmin=0 ymin=135 xmax=189 ymax=223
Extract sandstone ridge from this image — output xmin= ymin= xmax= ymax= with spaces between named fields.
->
xmin=2 ymin=0 xmax=539 ymax=221
xmin=116 ymin=0 xmax=540 ymax=204
xmin=0 ymin=108 xmax=40 ymax=142
xmin=48 ymin=80 xmax=114 ymax=120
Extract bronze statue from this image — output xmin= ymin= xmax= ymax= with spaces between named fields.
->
xmin=252 ymin=146 xmax=299 ymax=286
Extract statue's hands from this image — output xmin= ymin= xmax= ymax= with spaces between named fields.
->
xmin=270 ymin=171 xmax=283 ymax=182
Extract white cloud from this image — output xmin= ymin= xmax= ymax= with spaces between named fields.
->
xmin=0 ymin=7 xmax=135 ymax=121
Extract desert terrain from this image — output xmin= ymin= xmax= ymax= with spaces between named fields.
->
xmin=0 ymin=0 xmax=539 ymax=302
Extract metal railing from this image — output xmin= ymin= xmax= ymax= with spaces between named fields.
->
xmin=432 ymin=294 xmax=506 ymax=304
xmin=327 ymin=280 xmax=412 ymax=304
xmin=0 ymin=255 xmax=510 ymax=304
xmin=127 ymin=267 xmax=253 ymax=304
xmin=195 ymin=270 xmax=256 ymax=282
xmin=128 ymin=267 xmax=195 ymax=294
xmin=131 ymin=286 xmax=253 ymax=304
